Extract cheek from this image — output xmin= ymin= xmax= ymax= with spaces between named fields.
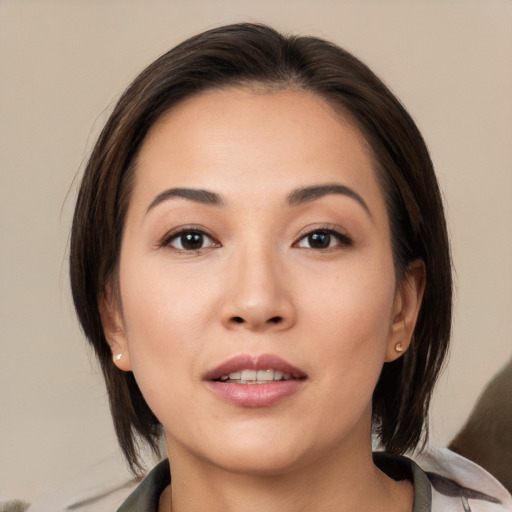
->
xmin=117 ymin=258 xmax=218 ymax=392
xmin=304 ymin=252 xmax=396 ymax=335
xmin=303 ymin=254 xmax=396 ymax=385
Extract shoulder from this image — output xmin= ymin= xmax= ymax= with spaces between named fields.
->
xmin=413 ymin=447 xmax=512 ymax=512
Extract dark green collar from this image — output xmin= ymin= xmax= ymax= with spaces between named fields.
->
xmin=373 ymin=452 xmax=432 ymax=512
xmin=117 ymin=459 xmax=170 ymax=512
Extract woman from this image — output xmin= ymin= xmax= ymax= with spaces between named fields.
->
xmin=69 ymin=23 xmax=511 ymax=512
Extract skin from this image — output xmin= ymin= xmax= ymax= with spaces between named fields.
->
xmin=101 ymin=87 xmax=424 ymax=512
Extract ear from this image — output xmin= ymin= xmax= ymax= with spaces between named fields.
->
xmin=385 ymin=260 xmax=426 ymax=362
xmin=98 ymin=281 xmax=132 ymax=371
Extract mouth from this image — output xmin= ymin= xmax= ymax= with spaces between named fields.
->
xmin=203 ymin=354 xmax=307 ymax=407
xmin=204 ymin=353 xmax=307 ymax=383
xmin=217 ymin=369 xmax=298 ymax=384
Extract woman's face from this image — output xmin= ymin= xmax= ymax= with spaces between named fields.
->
xmin=104 ymin=87 xmax=421 ymax=474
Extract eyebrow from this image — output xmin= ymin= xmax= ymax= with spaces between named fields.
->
xmin=287 ymin=184 xmax=371 ymax=217
xmin=145 ymin=183 xmax=371 ymax=217
xmin=146 ymin=188 xmax=224 ymax=214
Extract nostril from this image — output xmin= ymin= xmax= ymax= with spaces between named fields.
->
xmin=231 ymin=316 xmax=282 ymax=324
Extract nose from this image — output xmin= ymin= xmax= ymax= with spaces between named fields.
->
xmin=219 ymin=246 xmax=296 ymax=332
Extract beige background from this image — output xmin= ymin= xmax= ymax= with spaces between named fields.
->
xmin=1 ymin=0 xmax=511 ymax=505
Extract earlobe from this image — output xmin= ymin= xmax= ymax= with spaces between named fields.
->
xmin=99 ymin=281 xmax=132 ymax=371
xmin=385 ymin=260 xmax=426 ymax=362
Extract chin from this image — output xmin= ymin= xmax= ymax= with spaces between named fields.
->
xmin=175 ymin=425 xmax=312 ymax=476
xmin=211 ymin=443 xmax=308 ymax=476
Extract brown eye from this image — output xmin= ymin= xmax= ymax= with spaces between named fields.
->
xmin=296 ymin=229 xmax=352 ymax=250
xmin=307 ymin=232 xmax=331 ymax=249
xmin=167 ymin=230 xmax=216 ymax=251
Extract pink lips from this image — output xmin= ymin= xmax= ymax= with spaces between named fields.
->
xmin=204 ymin=354 xmax=307 ymax=408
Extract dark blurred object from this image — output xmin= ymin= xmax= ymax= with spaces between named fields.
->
xmin=0 ymin=501 xmax=30 ymax=512
xmin=449 ymin=358 xmax=512 ymax=493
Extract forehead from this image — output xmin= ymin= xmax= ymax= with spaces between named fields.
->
xmin=143 ymin=86 xmax=370 ymax=158
xmin=132 ymin=86 xmax=385 ymax=214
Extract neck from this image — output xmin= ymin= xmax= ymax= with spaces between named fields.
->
xmin=160 ymin=436 xmax=413 ymax=512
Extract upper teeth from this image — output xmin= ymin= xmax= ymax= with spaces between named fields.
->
xmin=219 ymin=369 xmax=292 ymax=383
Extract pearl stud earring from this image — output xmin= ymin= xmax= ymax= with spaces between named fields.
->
xmin=114 ymin=353 xmax=123 ymax=361
xmin=395 ymin=342 xmax=404 ymax=353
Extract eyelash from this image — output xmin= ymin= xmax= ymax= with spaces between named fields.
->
xmin=294 ymin=227 xmax=353 ymax=251
xmin=160 ymin=227 xmax=219 ymax=253
xmin=160 ymin=226 xmax=352 ymax=253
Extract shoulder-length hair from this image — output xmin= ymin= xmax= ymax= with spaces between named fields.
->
xmin=70 ymin=23 xmax=452 ymax=474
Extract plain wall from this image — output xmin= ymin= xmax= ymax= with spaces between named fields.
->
xmin=1 ymin=0 xmax=511 ymax=503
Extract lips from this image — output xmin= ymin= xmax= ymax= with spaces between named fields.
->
xmin=204 ymin=354 xmax=307 ymax=407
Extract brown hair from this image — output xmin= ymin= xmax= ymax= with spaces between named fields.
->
xmin=70 ymin=23 xmax=452 ymax=474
